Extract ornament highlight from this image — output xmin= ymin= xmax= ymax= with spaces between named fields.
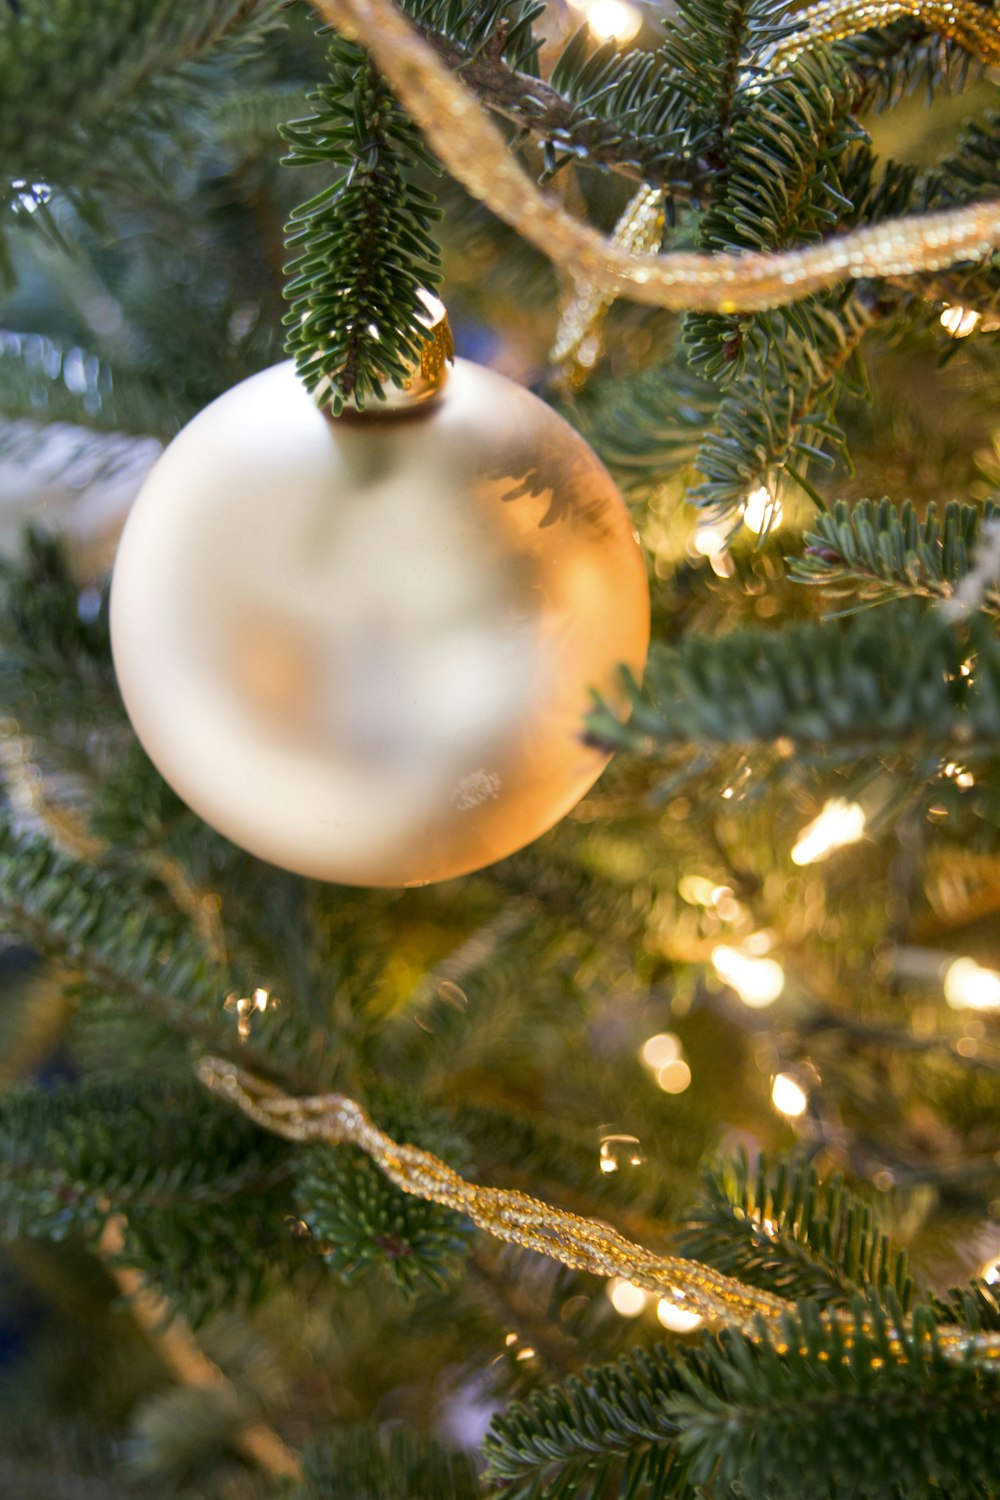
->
xmin=110 ymin=357 xmax=649 ymax=886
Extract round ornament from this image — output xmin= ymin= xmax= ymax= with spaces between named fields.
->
xmin=110 ymin=352 xmax=649 ymax=887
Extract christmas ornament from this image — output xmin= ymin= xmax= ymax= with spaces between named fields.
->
xmin=110 ymin=307 xmax=649 ymax=887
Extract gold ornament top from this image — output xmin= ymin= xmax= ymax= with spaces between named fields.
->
xmin=371 ymin=290 xmax=455 ymax=411
xmin=198 ymin=1053 xmax=1000 ymax=1372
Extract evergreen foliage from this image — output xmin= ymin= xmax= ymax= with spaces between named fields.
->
xmin=677 ymin=1152 xmax=915 ymax=1308
xmin=297 ymin=1424 xmax=483 ymax=1499
xmin=282 ymin=35 xmax=443 ymax=412
xmin=295 ymin=1096 xmax=472 ymax=1295
xmin=590 ymin=604 xmax=1000 ymax=757
xmin=2 ymin=0 xmax=1000 ymax=1493
xmin=791 ymin=497 xmax=1000 ymax=612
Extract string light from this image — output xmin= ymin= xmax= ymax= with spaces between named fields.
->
xmin=743 ymin=485 xmax=782 ymax=534
xmin=944 ymin=958 xmax=1000 ymax=1012
xmin=791 ymin=798 xmax=866 ymax=866
xmin=639 ymin=1033 xmax=682 ymax=1070
xmin=656 ymin=1297 xmax=704 ymax=1333
xmin=608 ymin=1279 xmax=648 ymax=1317
xmin=712 ymin=945 xmax=785 ymax=1007
xmin=655 ymin=1058 xmax=692 ymax=1094
xmin=771 ymin=1072 xmax=808 ymax=1118
xmin=940 ymin=304 xmax=982 ymax=338
xmin=582 ymin=0 xmax=642 ymax=43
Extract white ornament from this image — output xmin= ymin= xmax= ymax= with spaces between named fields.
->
xmin=111 ymin=358 xmax=649 ymax=886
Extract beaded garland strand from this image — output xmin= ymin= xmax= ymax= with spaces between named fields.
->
xmin=198 ymin=1054 xmax=1000 ymax=1373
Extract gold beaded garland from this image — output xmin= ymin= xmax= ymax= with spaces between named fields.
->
xmin=199 ymin=1052 xmax=1000 ymax=1372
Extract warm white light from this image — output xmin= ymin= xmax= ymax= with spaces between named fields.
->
xmin=981 ymin=1259 xmax=1000 ymax=1286
xmin=944 ymin=957 xmax=1000 ymax=1012
xmin=608 ymin=1279 xmax=647 ymax=1317
xmin=771 ymin=1072 xmax=808 ymax=1118
xmin=791 ymin=798 xmax=866 ymax=866
xmin=585 ymin=0 xmax=642 ymax=40
xmin=711 ymin=945 xmax=785 ymax=1008
xmin=640 ymin=1032 xmax=681 ymax=1070
xmin=656 ymin=1059 xmax=692 ymax=1094
xmin=515 ymin=1346 xmax=536 ymax=1361
xmin=678 ymin=874 xmax=719 ymax=906
xmin=656 ymin=1297 xmax=704 ymax=1333
xmin=693 ymin=526 xmax=728 ymax=557
xmin=743 ymin=485 xmax=782 ymax=534
xmin=940 ymin=304 xmax=981 ymax=338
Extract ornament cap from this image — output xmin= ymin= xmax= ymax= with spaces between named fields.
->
xmin=345 ymin=290 xmax=455 ymax=416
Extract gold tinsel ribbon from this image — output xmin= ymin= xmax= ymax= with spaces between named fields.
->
xmin=772 ymin=0 xmax=1000 ymax=71
xmin=308 ymin=0 xmax=1000 ymax=316
xmin=198 ymin=1054 xmax=1000 ymax=1371
xmin=551 ymin=0 xmax=1000 ymax=382
xmin=550 ymin=186 xmax=665 ymax=386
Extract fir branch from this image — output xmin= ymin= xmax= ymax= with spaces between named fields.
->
xmin=0 ymin=0 xmax=284 ymax=213
xmin=482 ymin=1343 xmax=704 ymax=1500
xmin=670 ymin=1298 xmax=1000 ymax=1500
xmin=588 ymin=605 xmax=1000 ymax=757
xmin=294 ymin=1092 xmax=472 ymax=1296
xmin=791 ymin=498 xmax=1000 ymax=614
xmin=282 ymin=36 xmax=442 ymax=412
xmin=677 ymin=1152 xmax=914 ymax=1309
xmin=0 ymin=331 xmax=188 ymax=439
xmin=297 ymin=1425 xmax=482 ymax=1500
xmin=0 ymin=822 xmax=302 ymax=1085
xmin=0 ymin=1077 xmax=289 ymax=1236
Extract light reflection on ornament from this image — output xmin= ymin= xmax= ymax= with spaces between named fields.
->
xmin=771 ymin=1072 xmax=808 ymax=1118
xmin=944 ymin=957 xmax=1000 ymax=1011
xmin=656 ymin=1297 xmax=703 ymax=1333
xmin=608 ymin=1278 xmax=647 ymax=1317
xmin=791 ymin=798 xmax=866 ymax=866
xmin=599 ymin=1133 xmax=645 ymax=1173
xmin=712 ymin=945 xmax=785 ymax=1007
xmin=743 ymin=485 xmax=782 ymax=534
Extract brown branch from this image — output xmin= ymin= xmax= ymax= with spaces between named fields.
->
xmin=419 ymin=28 xmax=710 ymax=193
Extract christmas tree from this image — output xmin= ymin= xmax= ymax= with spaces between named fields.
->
xmin=2 ymin=0 xmax=1000 ymax=1495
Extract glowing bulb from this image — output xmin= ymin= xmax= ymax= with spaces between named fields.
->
xmin=791 ymin=798 xmax=866 ymax=866
xmin=640 ymin=1032 xmax=681 ymax=1070
xmin=656 ymin=1298 xmax=704 ymax=1333
xmin=980 ymin=1259 xmax=1000 ymax=1286
xmin=711 ymin=945 xmax=785 ymax=1008
xmin=678 ymin=874 xmax=719 ymax=906
xmin=655 ymin=1059 xmax=692 ymax=1094
xmin=585 ymin=0 xmax=642 ymax=40
xmin=693 ymin=526 xmax=728 ymax=557
xmin=944 ymin=958 xmax=1000 ymax=1012
xmin=940 ymin=304 xmax=981 ymax=338
xmin=771 ymin=1072 xmax=808 ymax=1118
xmin=608 ymin=1279 xmax=647 ymax=1317
xmin=743 ymin=485 xmax=782 ymax=534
